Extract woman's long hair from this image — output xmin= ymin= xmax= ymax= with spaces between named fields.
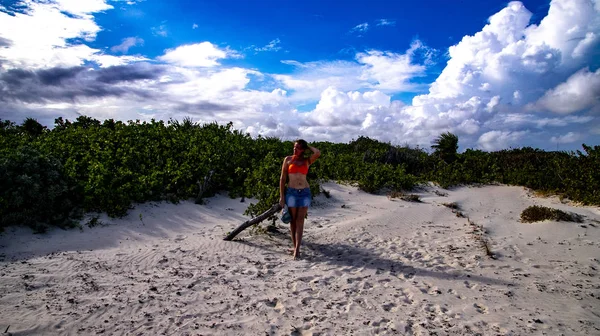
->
xmin=294 ymin=139 xmax=310 ymax=161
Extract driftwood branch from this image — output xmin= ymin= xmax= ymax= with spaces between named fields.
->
xmin=223 ymin=203 xmax=282 ymax=241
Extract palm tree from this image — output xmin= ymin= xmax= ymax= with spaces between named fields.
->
xmin=431 ymin=132 xmax=459 ymax=163
xmin=21 ymin=117 xmax=46 ymax=136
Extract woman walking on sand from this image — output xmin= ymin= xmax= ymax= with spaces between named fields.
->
xmin=279 ymin=139 xmax=320 ymax=259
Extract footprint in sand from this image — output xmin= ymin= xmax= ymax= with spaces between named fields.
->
xmin=382 ymin=302 xmax=398 ymax=312
xmin=418 ymin=281 xmax=442 ymax=295
xmin=474 ymin=303 xmax=488 ymax=314
xmin=399 ymin=288 xmax=415 ymax=305
xmin=297 ymin=275 xmax=316 ymax=283
xmin=347 ymin=276 xmax=369 ymax=284
xmin=353 ymin=297 xmax=370 ymax=309
xmin=398 ymin=269 xmax=416 ymax=280
xmin=263 ymin=298 xmax=285 ymax=313
xmin=378 ymin=278 xmax=392 ymax=288
xmin=448 ymin=288 xmax=465 ymax=300
xmin=464 ymin=280 xmax=477 ymax=289
xmin=370 ymin=318 xmax=391 ymax=327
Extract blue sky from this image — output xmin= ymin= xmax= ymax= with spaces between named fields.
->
xmin=0 ymin=0 xmax=599 ymax=151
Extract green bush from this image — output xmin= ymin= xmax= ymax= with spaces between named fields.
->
xmin=0 ymin=117 xmax=598 ymax=233
xmin=0 ymin=145 xmax=81 ymax=232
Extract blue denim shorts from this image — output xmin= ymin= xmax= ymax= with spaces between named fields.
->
xmin=286 ymin=187 xmax=311 ymax=208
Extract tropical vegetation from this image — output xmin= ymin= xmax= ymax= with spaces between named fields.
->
xmin=1 ymin=116 xmax=598 ymax=232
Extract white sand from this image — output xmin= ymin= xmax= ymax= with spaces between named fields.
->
xmin=1 ymin=182 xmax=599 ymax=335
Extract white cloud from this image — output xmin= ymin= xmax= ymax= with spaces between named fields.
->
xmin=158 ymin=42 xmax=241 ymax=67
xmin=0 ymin=0 xmax=110 ymax=69
xmin=152 ymin=24 xmax=168 ymax=37
xmin=274 ymin=40 xmax=430 ymax=102
xmin=192 ymin=23 xmax=198 ymax=29
xmin=244 ymin=0 xmax=600 ymax=148
xmin=376 ymin=19 xmax=396 ymax=26
xmin=255 ymin=39 xmax=282 ymax=52
xmin=357 ymin=47 xmax=427 ymax=91
xmin=550 ymin=132 xmax=580 ymax=144
xmin=418 ymin=0 xmax=599 ymax=105
xmin=92 ymin=54 xmax=149 ymax=67
xmin=477 ymin=130 xmax=529 ymax=151
xmin=350 ymin=23 xmax=369 ymax=34
xmin=273 ymin=60 xmax=363 ymax=102
xmin=53 ymin=0 xmax=112 ymax=16
xmin=111 ymin=0 xmax=146 ymax=4
xmin=532 ymin=68 xmax=600 ymax=114
xmin=395 ymin=0 xmax=600 ymax=148
xmin=308 ymin=87 xmax=391 ymax=127
xmin=110 ymin=37 xmax=144 ymax=53
xmin=494 ymin=113 xmax=594 ymax=128
xmin=0 ymin=0 xmax=598 ymax=152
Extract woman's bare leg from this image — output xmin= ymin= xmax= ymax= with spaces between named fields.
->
xmin=289 ymin=207 xmax=298 ymax=252
xmin=293 ymin=207 xmax=308 ymax=259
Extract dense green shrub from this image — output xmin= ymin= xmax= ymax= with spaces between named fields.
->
xmin=0 ymin=116 xmax=598 ymax=232
xmin=0 ymin=145 xmax=81 ymax=232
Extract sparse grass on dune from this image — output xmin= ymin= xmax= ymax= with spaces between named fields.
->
xmin=401 ymin=194 xmax=421 ymax=202
xmin=386 ymin=191 xmax=421 ymax=202
xmin=442 ymin=202 xmax=459 ymax=210
xmin=520 ymin=205 xmax=583 ymax=223
xmin=467 ymin=217 xmax=496 ymax=259
xmin=442 ymin=202 xmax=465 ymax=217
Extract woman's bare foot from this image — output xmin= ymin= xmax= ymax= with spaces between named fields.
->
xmin=293 ymin=249 xmax=300 ymax=260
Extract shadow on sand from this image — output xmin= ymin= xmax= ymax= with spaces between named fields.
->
xmin=237 ymin=231 xmax=515 ymax=288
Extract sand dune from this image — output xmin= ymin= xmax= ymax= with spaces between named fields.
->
xmin=1 ymin=182 xmax=599 ymax=335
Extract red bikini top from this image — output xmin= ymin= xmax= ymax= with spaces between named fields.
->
xmin=288 ymin=158 xmax=309 ymax=175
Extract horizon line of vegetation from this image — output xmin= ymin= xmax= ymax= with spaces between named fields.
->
xmin=1 ymin=116 xmax=598 ymax=233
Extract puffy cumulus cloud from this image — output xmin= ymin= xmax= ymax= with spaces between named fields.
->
xmin=246 ymin=119 xmax=301 ymax=139
xmin=399 ymin=0 xmax=600 ymax=149
xmin=239 ymin=86 xmax=425 ymax=145
xmin=532 ymin=68 xmax=600 ymax=114
xmin=307 ymin=87 xmax=391 ymax=127
xmin=357 ymin=50 xmax=426 ymax=91
xmin=420 ymin=0 xmax=599 ymax=105
xmin=158 ymin=42 xmax=242 ymax=67
xmin=284 ymin=87 xmax=439 ymax=146
xmin=551 ymin=132 xmax=580 ymax=144
xmin=160 ymin=67 xmax=256 ymax=103
xmin=477 ymin=130 xmax=529 ymax=151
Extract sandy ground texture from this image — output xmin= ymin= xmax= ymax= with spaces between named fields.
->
xmin=1 ymin=182 xmax=599 ymax=335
